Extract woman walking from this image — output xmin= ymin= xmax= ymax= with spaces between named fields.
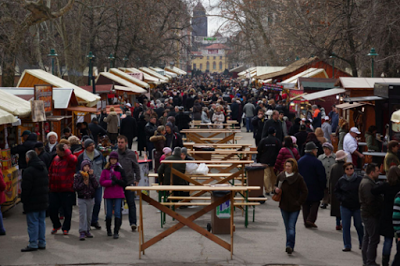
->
xmin=334 ymin=162 xmax=364 ymax=252
xmin=150 ymin=126 xmax=166 ymax=172
xmin=371 ymin=166 xmax=400 ymax=266
xmin=329 ymin=150 xmax=347 ymax=230
xmin=275 ymin=158 xmax=308 ymax=255
xmin=274 ymin=136 xmax=300 ymax=174
xmin=100 ymin=152 xmax=126 ymax=239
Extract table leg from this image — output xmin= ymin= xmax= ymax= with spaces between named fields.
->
xmin=230 ymin=192 xmax=234 ymax=259
xmin=139 ymin=191 xmax=145 ymax=255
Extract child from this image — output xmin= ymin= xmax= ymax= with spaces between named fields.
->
xmin=73 ymin=160 xmax=99 ymax=240
xmin=100 ymin=152 xmax=126 ymax=239
xmin=160 ymin=147 xmax=172 ymax=163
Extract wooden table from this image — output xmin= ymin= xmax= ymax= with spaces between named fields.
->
xmin=125 ymin=185 xmax=260 ymax=259
xmin=181 ymin=129 xmax=241 ymax=144
xmin=184 ymin=143 xmax=252 ymax=151
xmin=363 ymin=151 xmax=386 ymax=157
xmin=188 ymin=150 xmax=257 ymax=160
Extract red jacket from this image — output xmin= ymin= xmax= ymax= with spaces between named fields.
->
xmin=274 ymin=147 xmax=300 ymax=173
xmin=0 ymin=169 xmax=5 ymax=205
xmin=49 ymin=149 xmax=78 ymax=193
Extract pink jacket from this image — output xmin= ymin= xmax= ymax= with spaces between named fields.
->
xmin=274 ymin=147 xmax=300 ymax=173
xmin=99 ymin=167 xmax=125 ymax=199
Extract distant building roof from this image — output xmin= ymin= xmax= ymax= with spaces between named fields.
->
xmin=257 ymin=57 xmax=318 ymax=80
xmin=194 ymin=1 xmax=206 ymax=11
xmin=204 ymin=43 xmax=230 ymax=50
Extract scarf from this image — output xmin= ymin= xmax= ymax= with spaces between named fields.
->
xmin=49 ymin=141 xmax=57 ymax=151
xmin=285 ymin=172 xmax=294 ymax=177
xmin=345 ymin=172 xmax=357 ymax=182
xmin=86 ymin=151 xmax=95 ymax=161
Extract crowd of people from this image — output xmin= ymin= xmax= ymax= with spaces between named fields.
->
xmin=0 ymin=73 xmax=399 ymax=266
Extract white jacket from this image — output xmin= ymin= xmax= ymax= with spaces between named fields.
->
xmin=343 ymin=133 xmax=357 ymax=163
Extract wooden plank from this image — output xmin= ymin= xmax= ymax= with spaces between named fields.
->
xmin=125 ymin=185 xmax=259 ymax=191
xmin=141 ymin=193 xmax=232 ymax=251
xmin=161 ymin=160 xmax=253 ymax=164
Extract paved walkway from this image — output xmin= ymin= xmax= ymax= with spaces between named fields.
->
xmin=0 ymin=130 xmax=393 ymax=265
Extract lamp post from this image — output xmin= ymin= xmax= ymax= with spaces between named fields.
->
xmin=330 ymin=52 xmax=336 ymax=78
xmin=123 ymin=56 xmax=129 ymax=68
xmin=108 ymin=53 xmax=115 ymax=69
xmin=368 ymin=48 xmax=378 ymax=77
xmin=86 ymin=51 xmax=95 ymax=88
xmin=295 ymin=56 xmax=300 ymax=61
xmin=48 ymin=48 xmax=58 ymax=75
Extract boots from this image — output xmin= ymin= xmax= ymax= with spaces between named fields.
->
xmin=106 ymin=218 xmax=112 ymax=237
xmin=382 ymin=255 xmax=390 ymax=266
xmin=113 ymin=217 xmax=121 ymax=239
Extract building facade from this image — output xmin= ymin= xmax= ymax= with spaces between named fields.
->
xmin=191 ymin=43 xmax=229 ymax=73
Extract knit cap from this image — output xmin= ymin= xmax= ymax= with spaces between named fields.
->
xmin=81 ymin=159 xmax=92 ymax=170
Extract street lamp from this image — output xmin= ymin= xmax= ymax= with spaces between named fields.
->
xmin=169 ymin=61 xmax=175 ymax=68
xmin=295 ymin=56 xmax=300 ymax=61
xmin=367 ymin=48 xmax=378 ymax=77
xmin=48 ymin=48 xmax=58 ymax=75
xmin=123 ymin=56 xmax=129 ymax=68
xmin=330 ymin=52 xmax=336 ymax=78
xmin=108 ymin=53 xmax=115 ymax=69
xmin=86 ymin=51 xmax=95 ymax=87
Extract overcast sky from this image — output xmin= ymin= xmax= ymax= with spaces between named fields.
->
xmin=201 ymin=0 xmax=227 ymax=36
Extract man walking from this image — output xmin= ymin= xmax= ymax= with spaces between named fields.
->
xmin=298 ymin=142 xmax=327 ymax=228
xmin=257 ymin=127 xmax=281 ymax=196
xmin=243 ymin=100 xmax=255 ymax=132
xmin=321 ymin=116 xmax=332 ymax=143
xmin=359 ymin=163 xmax=382 ymax=266
xmin=343 ymin=127 xmax=364 ymax=166
xmin=329 ymin=105 xmax=339 ymax=133
xmin=48 ymin=143 xmax=78 ymax=235
xmin=76 ymin=138 xmax=104 ymax=230
xmin=21 ymin=150 xmax=49 ymax=252
xmin=117 ymin=135 xmax=141 ymax=231
xmin=261 ymin=110 xmax=283 ymax=141
xmin=120 ymin=111 xmax=137 ymax=150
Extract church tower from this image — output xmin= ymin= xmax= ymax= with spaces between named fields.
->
xmin=192 ymin=1 xmax=208 ymax=37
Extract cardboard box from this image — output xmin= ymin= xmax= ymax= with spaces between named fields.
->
xmin=1 ymin=148 xmax=11 ymax=160
xmin=2 ymin=159 xmax=12 ymax=170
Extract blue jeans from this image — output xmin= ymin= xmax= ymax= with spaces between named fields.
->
xmin=26 ymin=211 xmax=46 ymax=248
xmin=124 ymin=189 xmax=137 ymax=225
xmin=382 ymin=236 xmax=393 ymax=257
xmin=246 ymin=117 xmax=254 ymax=132
xmin=336 ymin=217 xmax=341 ymax=226
xmin=106 ymin=198 xmax=122 ymax=219
xmin=340 ymin=206 xmax=364 ymax=249
xmin=280 ymin=209 xmax=300 ymax=249
xmin=91 ymin=187 xmax=103 ymax=224
xmin=0 ymin=207 xmax=5 ymax=233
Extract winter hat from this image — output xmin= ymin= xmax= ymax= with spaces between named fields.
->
xmin=81 ymin=135 xmax=90 ymax=142
xmin=34 ymin=142 xmax=44 ymax=148
xmin=109 ymin=151 xmax=119 ymax=161
xmin=47 ymin=131 xmax=58 ymax=141
xmin=163 ymin=147 xmax=172 ymax=155
xmin=181 ymin=147 xmax=188 ymax=155
xmin=84 ymin=138 xmax=95 ymax=149
xmin=322 ymin=142 xmax=334 ymax=151
xmin=268 ymin=127 xmax=276 ymax=135
xmin=335 ymin=150 xmax=348 ymax=161
xmin=165 ymin=122 xmax=173 ymax=129
xmin=173 ymin=147 xmax=182 ymax=157
xmin=304 ymin=141 xmax=318 ymax=152
xmin=290 ymin=136 xmax=297 ymax=144
xmin=81 ymin=159 xmax=92 ymax=170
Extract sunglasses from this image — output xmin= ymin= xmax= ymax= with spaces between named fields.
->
xmin=345 ymin=167 xmax=354 ymax=170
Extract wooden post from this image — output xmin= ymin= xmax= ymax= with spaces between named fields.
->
xmin=230 ymin=192 xmax=234 ymax=259
xmin=139 ymin=191 xmax=145 ymax=255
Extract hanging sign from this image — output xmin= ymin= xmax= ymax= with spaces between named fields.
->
xmin=31 ymin=100 xmax=47 ymax=122
xmin=129 ymin=72 xmax=143 ymax=81
xmin=34 ymin=85 xmax=53 ymax=113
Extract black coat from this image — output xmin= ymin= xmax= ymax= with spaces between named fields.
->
xmin=329 ymin=161 xmax=345 ymax=217
xmin=257 ymin=134 xmax=281 ymax=166
xmin=155 ymin=107 xmax=165 ymax=118
xmin=137 ymin=114 xmax=147 ymax=151
xmin=193 ymin=103 xmax=202 ymax=120
xmin=38 ymin=151 xmax=52 ymax=170
xmin=175 ymin=112 xmax=192 ymax=131
xmin=261 ymin=118 xmax=283 ymax=141
xmin=21 ymin=156 xmax=49 ymax=213
xmin=165 ymin=132 xmax=183 ymax=149
xmin=289 ymin=118 xmax=301 ymax=136
xmin=11 ymin=133 xmax=37 ymax=169
xmin=334 ymin=175 xmax=363 ymax=210
xmin=145 ymin=122 xmax=157 ymax=143
xmin=230 ymin=102 xmax=239 ymax=120
xmin=157 ymin=154 xmax=186 ymax=185
xmin=371 ymin=182 xmax=400 ymax=237
xmin=89 ymin=122 xmax=107 ymax=145
xmin=98 ymin=112 xmax=108 ymax=130
xmin=294 ymin=131 xmax=308 ymax=156
xmin=252 ymin=116 xmax=265 ymax=145
xmin=120 ymin=115 xmax=137 ymax=141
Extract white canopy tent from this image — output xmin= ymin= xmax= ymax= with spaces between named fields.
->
xmin=120 ymin=68 xmax=163 ymax=85
xmin=165 ymin=66 xmax=187 ymax=75
xmin=0 ymin=109 xmax=18 ymax=125
xmin=140 ymin=67 xmax=170 ymax=82
xmin=0 ymin=89 xmax=31 ymax=117
xmin=301 ymin=88 xmax=346 ymax=101
xmin=280 ymin=68 xmax=328 ymax=85
xmin=96 ymin=72 xmax=147 ymax=94
xmin=109 ymin=68 xmax=150 ymax=89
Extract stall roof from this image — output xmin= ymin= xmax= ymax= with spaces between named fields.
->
xmin=229 ymin=65 xmax=248 ymax=73
xmin=17 ymin=69 xmax=100 ymax=107
xmin=255 ymin=66 xmax=286 ymax=78
xmin=238 ymin=67 xmax=256 ymax=77
xmin=302 ymin=88 xmax=346 ymax=101
xmin=80 ymin=84 xmax=114 ymax=93
xmin=338 ymin=77 xmax=400 ymax=89
xmin=139 ymin=67 xmax=170 ymax=81
xmin=298 ymin=78 xmax=337 ymax=90
xmin=114 ymin=85 xmax=147 ymax=94
xmin=344 ymin=96 xmax=386 ymax=102
xmin=391 ymin=109 xmax=400 ymax=123
xmin=151 ymin=67 xmax=178 ymax=78
xmin=109 ymin=68 xmax=150 ymax=89
xmin=0 ymin=109 xmax=18 ymax=125
xmin=120 ymin=67 xmax=163 ymax=84
xmin=66 ymin=106 xmax=97 ymax=113
xmin=335 ymin=102 xmax=373 ymax=110
xmin=281 ymin=68 xmax=328 ymax=84
xmin=0 ymin=89 xmax=31 ymax=117
xmin=165 ymin=66 xmax=187 ymax=75
xmin=1 ymin=87 xmax=79 ymax=109
xmin=95 ymin=72 xmax=147 ymax=94
xmin=258 ymin=57 xmax=318 ymax=80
